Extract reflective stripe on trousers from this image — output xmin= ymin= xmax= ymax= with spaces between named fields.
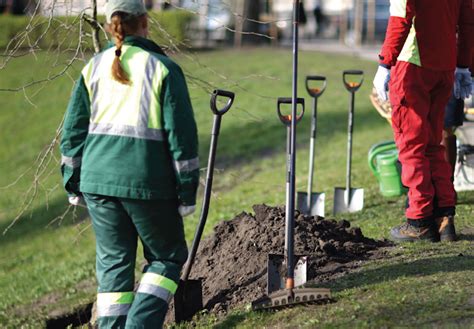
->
xmin=136 ymin=272 xmax=178 ymax=303
xmin=97 ymin=291 xmax=134 ymax=317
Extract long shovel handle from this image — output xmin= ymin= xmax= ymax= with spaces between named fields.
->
xmin=343 ymin=71 xmax=363 ymax=203
xmin=305 ymin=75 xmax=326 ymax=207
xmin=181 ymin=89 xmax=235 ymax=281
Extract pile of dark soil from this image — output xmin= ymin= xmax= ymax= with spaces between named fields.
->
xmin=189 ymin=204 xmax=391 ymax=315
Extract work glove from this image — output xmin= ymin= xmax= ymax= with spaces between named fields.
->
xmin=178 ymin=204 xmax=196 ymax=217
xmin=373 ymin=65 xmax=391 ymax=102
xmin=68 ymin=196 xmax=86 ymax=208
xmin=453 ymin=67 xmax=472 ymax=100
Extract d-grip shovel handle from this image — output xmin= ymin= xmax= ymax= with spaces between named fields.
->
xmin=305 ymin=75 xmax=327 ymax=98
xmin=210 ymin=89 xmax=235 ymax=115
xmin=277 ymin=97 xmax=305 ymax=126
xmin=343 ymin=70 xmax=364 ymax=92
xmin=181 ymin=89 xmax=235 ymax=282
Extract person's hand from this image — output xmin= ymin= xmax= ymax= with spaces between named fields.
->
xmin=178 ymin=205 xmax=196 ymax=217
xmin=68 ymin=196 xmax=87 ymax=208
xmin=454 ymin=67 xmax=472 ymax=99
xmin=373 ymin=65 xmax=391 ymax=102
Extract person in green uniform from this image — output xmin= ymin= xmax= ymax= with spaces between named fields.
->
xmin=60 ymin=0 xmax=199 ymax=327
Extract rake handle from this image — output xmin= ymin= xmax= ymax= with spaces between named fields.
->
xmin=285 ymin=0 xmax=302 ymax=291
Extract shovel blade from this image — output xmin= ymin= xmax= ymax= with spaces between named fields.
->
xmin=333 ymin=187 xmax=364 ymax=215
xmin=267 ymin=254 xmax=307 ymax=295
xmin=173 ymin=279 xmax=203 ymax=323
xmin=296 ymin=192 xmax=325 ymax=218
xmin=251 ymin=287 xmax=331 ymax=310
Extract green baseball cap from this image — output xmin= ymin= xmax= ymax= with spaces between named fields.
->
xmin=105 ymin=0 xmax=147 ymax=23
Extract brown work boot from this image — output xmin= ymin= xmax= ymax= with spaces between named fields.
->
xmin=390 ymin=219 xmax=439 ymax=242
xmin=435 ymin=216 xmax=457 ymax=242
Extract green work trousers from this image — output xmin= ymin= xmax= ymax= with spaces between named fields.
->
xmin=84 ymin=193 xmax=188 ymax=329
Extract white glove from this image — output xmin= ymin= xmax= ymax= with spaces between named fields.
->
xmin=373 ymin=65 xmax=391 ymax=101
xmin=68 ymin=196 xmax=87 ymax=208
xmin=178 ymin=205 xmax=196 ymax=217
xmin=454 ymin=67 xmax=472 ymax=100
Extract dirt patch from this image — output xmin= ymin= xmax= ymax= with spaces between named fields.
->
xmin=11 ymin=279 xmax=95 ymax=327
xmin=184 ymin=204 xmax=391 ymax=316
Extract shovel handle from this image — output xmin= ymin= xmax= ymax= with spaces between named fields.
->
xmin=277 ymin=97 xmax=305 ymax=126
xmin=342 ymin=70 xmax=364 ymax=92
xmin=305 ymin=75 xmax=327 ymax=98
xmin=181 ymin=88 xmax=235 ymax=283
xmin=210 ymin=89 xmax=235 ymax=115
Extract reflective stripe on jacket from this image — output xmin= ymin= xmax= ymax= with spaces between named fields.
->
xmin=60 ymin=36 xmax=199 ymax=204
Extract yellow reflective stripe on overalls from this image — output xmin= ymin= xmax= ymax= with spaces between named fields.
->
xmin=96 ymin=291 xmax=134 ymax=317
xmin=398 ymin=19 xmax=421 ymax=66
xmin=90 ymin=46 xmax=143 ymax=125
xmin=84 ymin=46 xmax=168 ymax=141
xmin=137 ymin=272 xmax=178 ymax=303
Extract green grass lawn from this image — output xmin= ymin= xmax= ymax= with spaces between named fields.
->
xmin=0 ymin=48 xmax=473 ymax=328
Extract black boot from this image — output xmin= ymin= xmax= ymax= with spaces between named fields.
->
xmin=435 ymin=215 xmax=457 ymax=242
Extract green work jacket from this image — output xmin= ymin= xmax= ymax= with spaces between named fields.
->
xmin=60 ymin=36 xmax=199 ymax=205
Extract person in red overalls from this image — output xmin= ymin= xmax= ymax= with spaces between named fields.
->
xmin=373 ymin=0 xmax=474 ymax=242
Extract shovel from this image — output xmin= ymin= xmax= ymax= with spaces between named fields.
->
xmin=252 ymin=97 xmax=331 ymax=310
xmin=333 ymin=70 xmax=364 ymax=215
xmin=297 ymin=75 xmax=327 ymax=218
xmin=173 ymin=89 xmax=235 ymax=323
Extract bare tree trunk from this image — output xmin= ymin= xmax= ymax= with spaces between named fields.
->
xmin=243 ymin=0 xmax=260 ymax=40
xmin=83 ymin=0 xmax=102 ymax=53
xmin=353 ymin=0 xmax=363 ymax=46
xmin=234 ymin=0 xmax=245 ymax=48
xmin=91 ymin=0 xmax=101 ymax=53
xmin=198 ymin=0 xmax=210 ymax=47
xmin=366 ymin=0 xmax=376 ymax=44
xmin=339 ymin=9 xmax=348 ymax=43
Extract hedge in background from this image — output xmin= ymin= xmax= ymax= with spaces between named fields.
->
xmin=0 ymin=10 xmax=194 ymax=51
xmin=148 ymin=11 xmax=194 ymax=48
